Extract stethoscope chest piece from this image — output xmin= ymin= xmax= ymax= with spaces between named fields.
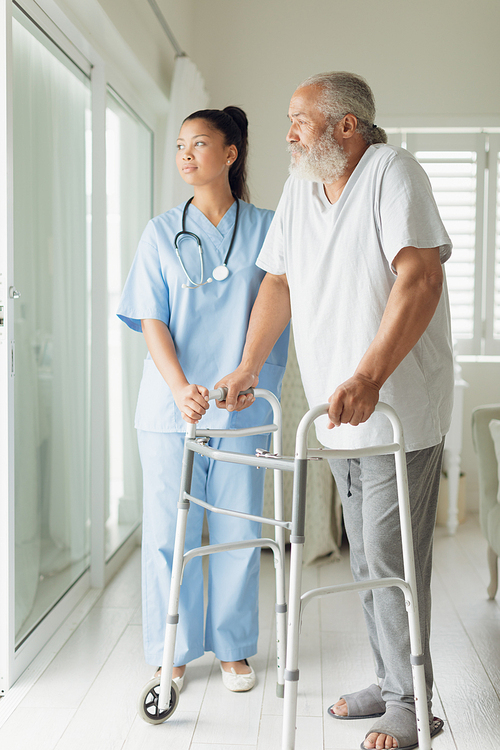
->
xmin=212 ymin=264 xmax=229 ymax=281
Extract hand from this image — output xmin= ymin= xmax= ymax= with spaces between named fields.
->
xmin=327 ymin=374 xmax=380 ymax=429
xmin=172 ymin=383 xmax=210 ymax=424
xmin=214 ymin=368 xmax=259 ymax=412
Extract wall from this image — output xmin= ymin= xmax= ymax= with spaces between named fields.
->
xmin=190 ymin=0 xmax=500 ymax=512
xmin=192 ymin=0 xmax=500 ymax=209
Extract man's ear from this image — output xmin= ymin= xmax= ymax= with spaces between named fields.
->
xmin=340 ymin=114 xmax=358 ymax=139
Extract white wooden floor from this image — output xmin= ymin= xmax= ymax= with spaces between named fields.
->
xmin=1 ymin=513 xmax=499 ymax=750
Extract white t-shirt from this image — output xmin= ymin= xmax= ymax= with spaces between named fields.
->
xmin=257 ymin=144 xmax=454 ymax=451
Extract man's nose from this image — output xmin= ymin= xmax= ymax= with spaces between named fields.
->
xmin=286 ymin=123 xmax=298 ymax=143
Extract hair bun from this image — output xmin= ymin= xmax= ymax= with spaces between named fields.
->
xmin=223 ymin=106 xmax=248 ymax=138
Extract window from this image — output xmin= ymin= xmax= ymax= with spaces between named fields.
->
xmin=12 ymin=8 xmax=92 ymax=646
xmin=387 ymin=130 xmax=500 ymax=356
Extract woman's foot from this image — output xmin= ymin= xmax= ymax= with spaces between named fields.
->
xmin=155 ymin=664 xmax=186 ymax=692
xmin=220 ymin=659 xmax=255 ymax=691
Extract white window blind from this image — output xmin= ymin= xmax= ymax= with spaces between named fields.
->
xmin=415 ymin=151 xmax=477 ymax=341
xmin=386 ymin=129 xmax=500 ymax=356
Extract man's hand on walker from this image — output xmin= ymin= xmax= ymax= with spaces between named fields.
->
xmin=327 ymin=374 xmax=380 ymax=429
xmin=214 ymin=368 xmax=258 ymax=412
xmin=173 ymin=383 xmax=210 ymax=424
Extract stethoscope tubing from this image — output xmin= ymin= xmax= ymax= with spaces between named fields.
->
xmin=174 ymin=197 xmax=240 ymax=289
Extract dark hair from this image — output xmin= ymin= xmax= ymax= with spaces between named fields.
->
xmin=183 ymin=106 xmax=250 ymax=202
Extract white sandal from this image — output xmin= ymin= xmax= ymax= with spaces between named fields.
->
xmin=220 ymin=659 xmax=255 ymax=692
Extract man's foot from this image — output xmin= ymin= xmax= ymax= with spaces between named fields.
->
xmin=220 ymin=659 xmax=255 ymax=691
xmin=362 ymin=732 xmax=398 ymax=749
xmin=331 ymin=697 xmax=348 ymax=716
xmin=361 ymin=708 xmax=444 ymax=750
xmin=327 ymin=684 xmax=385 ymax=720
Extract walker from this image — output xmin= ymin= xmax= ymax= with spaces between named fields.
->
xmin=281 ymin=400 xmax=433 ymax=750
xmin=137 ymin=387 xmax=289 ymax=723
xmin=137 ymin=390 xmax=433 ymax=750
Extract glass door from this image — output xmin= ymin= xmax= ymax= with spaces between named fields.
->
xmin=11 ymin=8 xmax=91 ymax=647
xmin=1 ymin=0 xmax=160 ymax=693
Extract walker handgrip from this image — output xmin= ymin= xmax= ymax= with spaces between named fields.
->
xmin=209 ymin=387 xmax=255 ymax=402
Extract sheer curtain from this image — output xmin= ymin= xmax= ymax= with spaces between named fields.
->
xmin=161 ymin=55 xmax=209 ymax=211
xmin=12 ymin=14 xmax=90 ymax=641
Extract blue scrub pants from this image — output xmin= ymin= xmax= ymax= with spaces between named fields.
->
xmin=138 ymin=430 xmax=271 ymax=667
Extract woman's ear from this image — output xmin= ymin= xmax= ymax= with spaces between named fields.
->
xmin=226 ymin=144 xmax=238 ymax=165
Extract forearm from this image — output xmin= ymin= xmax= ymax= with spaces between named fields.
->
xmin=141 ymin=318 xmax=187 ymax=390
xmin=141 ymin=318 xmax=209 ymax=423
xmin=355 ymin=263 xmax=443 ymax=388
xmin=239 ymin=272 xmax=291 ymax=377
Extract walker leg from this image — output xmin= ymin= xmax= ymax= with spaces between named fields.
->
xmin=282 ymin=541 xmax=304 ymax=750
xmin=394 ymin=447 xmax=432 ymax=749
xmin=158 ymin=434 xmax=195 ymax=711
xmin=282 ymin=457 xmax=308 ymax=750
xmin=274 ymin=464 xmax=287 ymax=697
xmin=275 ymin=529 xmax=287 ymax=696
xmin=412 ymin=662 xmax=431 ymax=750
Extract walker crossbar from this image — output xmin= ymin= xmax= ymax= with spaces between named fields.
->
xmin=299 ymin=577 xmax=413 ymax=614
xmin=182 ymin=538 xmax=283 ymax=569
xmin=281 ymin=401 xmax=433 ymax=750
xmin=184 ymin=491 xmax=292 ymax=529
xmin=187 ymin=439 xmax=295 ymax=471
xmin=196 ymin=424 xmax=278 ymax=438
xmin=306 ymin=443 xmax=400 ymax=459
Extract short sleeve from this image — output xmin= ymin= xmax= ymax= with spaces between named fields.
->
xmin=256 ymin=180 xmax=290 ymax=275
xmin=378 ymin=151 xmax=452 ymax=271
xmin=117 ymin=223 xmax=170 ymax=332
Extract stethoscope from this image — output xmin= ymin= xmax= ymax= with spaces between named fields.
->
xmin=174 ymin=196 xmax=240 ymax=289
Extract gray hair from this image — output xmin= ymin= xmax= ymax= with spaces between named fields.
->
xmin=298 ymin=71 xmax=387 ymax=146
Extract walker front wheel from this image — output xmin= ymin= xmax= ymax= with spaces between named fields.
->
xmin=137 ymin=678 xmax=179 ymax=724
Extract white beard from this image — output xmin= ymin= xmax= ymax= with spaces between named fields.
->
xmin=288 ymin=126 xmax=348 ymax=184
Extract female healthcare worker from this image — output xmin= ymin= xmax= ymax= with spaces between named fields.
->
xmin=117 ymin=106 xmax=289 ymax=693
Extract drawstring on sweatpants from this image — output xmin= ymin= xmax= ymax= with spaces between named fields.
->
xmin=346 ymin=458 xmax=352 ymax=498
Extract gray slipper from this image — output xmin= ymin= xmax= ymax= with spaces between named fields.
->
xmin=360 ymin=704 xmax=444 ymax=750
xmin=327 ymin=683 xmax=385 ymax=720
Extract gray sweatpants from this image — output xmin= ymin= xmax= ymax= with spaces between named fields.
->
xmin=328 ymin=439 xmax=444 ymax=711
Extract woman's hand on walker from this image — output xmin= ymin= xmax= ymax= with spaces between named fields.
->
xmin=214 ymin=369 xmax=258 ymax=412
xmin=173 ymin=383 xmax=210 ymax=424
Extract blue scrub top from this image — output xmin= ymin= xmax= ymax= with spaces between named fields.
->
xmin=117 ymin=199 xmax=289 ymax=432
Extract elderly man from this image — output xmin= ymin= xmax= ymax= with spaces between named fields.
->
xmin=215 ymin=72 xmax=453 ymax=750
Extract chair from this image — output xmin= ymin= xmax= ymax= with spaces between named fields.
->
xmin=471 ymin=404 xmax=500 ymax=599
